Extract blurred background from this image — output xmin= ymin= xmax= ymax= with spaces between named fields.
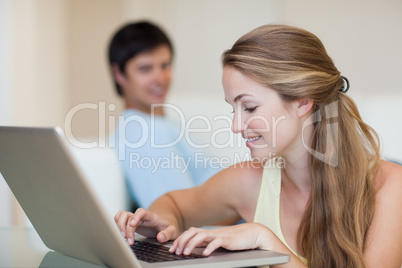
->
xmin=1 ymin=0 xmax=401 ymax=227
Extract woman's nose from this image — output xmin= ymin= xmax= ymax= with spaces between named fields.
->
xmin=231 ymin=112 xmax=245 ymax=134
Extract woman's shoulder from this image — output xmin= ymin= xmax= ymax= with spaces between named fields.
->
xmin=364 ymin=160 xmax=402 ymax=265
xmin=225 ymin=161 xmax=265 ymax=221
xmin=375 ymin=160 xmax=402 ymax=199
xmin=205 ymin=160 xmax=264 ymax=189
xmin=228 ymin=160 xmax=265 ymax=182
xmin=377 ymin=160 xmax=402 ymax=184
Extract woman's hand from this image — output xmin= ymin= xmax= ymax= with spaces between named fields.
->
xmin=169 ymin=223 xmax=273 ymax=256
xmin=114 ymin=208 xmax=180 ymax=246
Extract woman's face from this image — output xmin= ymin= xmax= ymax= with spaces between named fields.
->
xmin=222 ymin=66 xmax=302 ymax=161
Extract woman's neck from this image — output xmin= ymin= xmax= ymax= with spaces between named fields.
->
xmin=282 ymin=151 xmax=311 ymax=194
xmin=281 ymin=126 xmax=312 ymax=194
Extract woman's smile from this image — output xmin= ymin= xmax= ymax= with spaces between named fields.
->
xmin=245 ymin=136 xmax=262 ymax=147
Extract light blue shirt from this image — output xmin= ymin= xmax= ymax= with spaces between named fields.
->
xmin=114 ymin=109 xmax=221 ymax=208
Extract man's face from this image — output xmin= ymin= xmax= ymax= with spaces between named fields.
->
xmin=117 ymin=45 xmax=172 ymax=114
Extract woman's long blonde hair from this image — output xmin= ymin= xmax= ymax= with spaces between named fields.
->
xmin=222 ymin=24 xmax=381 ymax=267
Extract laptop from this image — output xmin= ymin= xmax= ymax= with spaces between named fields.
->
xmin=0 ymin=126 xmax=289 ymax=267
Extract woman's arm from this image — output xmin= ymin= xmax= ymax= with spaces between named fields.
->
xmin=155 ymin=161 xmax=263 ymax=229
xmin=364 ymin=161 xmax=402 ymax=267
xmin=115 ymin=161 xmax=263 ymax=244
xmin=168 ymin=222 xmax=307 ymax=267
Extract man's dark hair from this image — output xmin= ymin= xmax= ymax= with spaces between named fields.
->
xmin=108 ymin=21 xmax=174 ymax=96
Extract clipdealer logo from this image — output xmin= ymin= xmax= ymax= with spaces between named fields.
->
xmin=302 ymin=101 xmax=339 ymax=167
xmin=63 ymin=101 xmax=340 ymax=167
xmin=64 ymin=102 xmax=243 ymax=152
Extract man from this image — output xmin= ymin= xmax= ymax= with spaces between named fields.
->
xmin=108 ymin=21 xmax=220 ymax=208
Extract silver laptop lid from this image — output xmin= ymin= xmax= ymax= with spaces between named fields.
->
xmin=0 ymin=126 xmax=140 ymax=267
xmin=0 ymin=126 xmax=289 ymax=267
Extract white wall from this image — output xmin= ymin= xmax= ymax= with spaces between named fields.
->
xmin=68 ymin=0 xmax=124 ymax=139
xmin=0 ymin=0 xmax=12 ymax=227
xmin=8 ymin=0 xmax=69 ymax=126
xmin=0 ymin=0 xmax=11 ymax=126
xmin=1 ymin=0 xmax=70 ymax=227
xmin=279 ymin=0 xmax=402 ymax=162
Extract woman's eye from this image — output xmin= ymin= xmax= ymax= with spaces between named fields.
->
xmin=244 ymin=106 xmax=258 ymax=113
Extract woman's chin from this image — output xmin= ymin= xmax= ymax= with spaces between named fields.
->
xmin=249 ymin=151 xmax=277 ymax=163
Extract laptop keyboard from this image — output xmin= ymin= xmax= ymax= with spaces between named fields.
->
xmin=131 ymin=240 xmax=206 ymax=263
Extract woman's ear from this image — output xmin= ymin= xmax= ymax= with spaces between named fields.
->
xmin=111 ymin=63 xmax=127 ymax=88
xmin=296 ymin=99 xmax=314 ymax=118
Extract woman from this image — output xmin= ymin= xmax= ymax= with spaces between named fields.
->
xmin=114 ymin=24 xmax=402 ymax=267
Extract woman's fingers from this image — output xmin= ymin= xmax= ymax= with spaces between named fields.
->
xmin=181 ymin=230 xmax=211 ymax=255
xmin=170 ymin=227 xmax=218 ymax=255
xmin=125 ymin=216 xmax=140 ymax=245
xmin=157 ymin=224 xmax=176 ymax=243
xmin=202 ymin=237 xmax=224 ymax=256
xmin=113 ymin=208 xmax=156 ymax=245
xmin=169 ymin=227 xmax=195 ymax=254
xmin=176 ymin=227 xmax=202 ymax=255
xmin=114 ymin=208 xmax=179 ymax=246
xmin=169 ymin=223 xmax=267 ymax=256
xmin=114 ymin=210 xmax=131 ymax=237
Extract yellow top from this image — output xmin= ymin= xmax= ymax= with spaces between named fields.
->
xmin=253 ymin=157 xmax=308 ymax=266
